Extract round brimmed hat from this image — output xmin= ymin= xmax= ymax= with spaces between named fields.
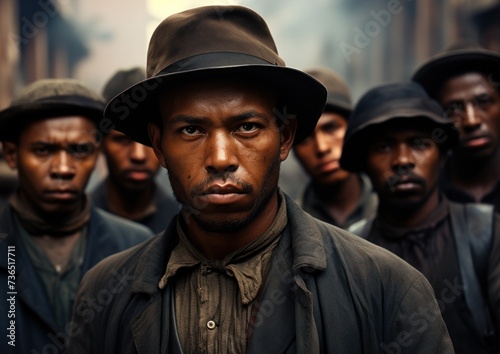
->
xmin=412 ymin=41 xmax=500 ymax=99
xmin=305 ymin=67 xmax=352 ymax=117
xmin=340 ymin=82 xmax=458 ymax=172
xmin=0 ymin=79 xmax=105 ymax=142
xmin=104 ymin=5 xmax=327 ymax=146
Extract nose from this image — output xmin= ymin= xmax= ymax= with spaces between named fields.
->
xmin=205 ymin=132 xmax=238 ymax=175
xmin=130 ymin=142 xmax=148 ymax=163
xmin=391 ymin=144 xmax=415 ymax=175
xmin=313 ymin=132 xmax=331 ymax=157
xmin=461 ymin=102 xmax=482 ymax=132
xmin=50 ymin=151 xmax=75 ymax=181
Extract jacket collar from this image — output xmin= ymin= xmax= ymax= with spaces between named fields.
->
xmin=128 ymin=193 xmax=328 ymax=295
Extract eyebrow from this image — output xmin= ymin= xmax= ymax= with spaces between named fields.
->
xmin=166 ymin=111 xmax=271 ymax=126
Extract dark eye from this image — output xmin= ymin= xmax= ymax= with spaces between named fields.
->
xmin=68 ymin=143 xmax=95 ymax=158
xmin=237 ymin=123 xmax=259 ymax=133
xmin=33 ymin=145 xmax=51 ymax=156
xmin=180 ymin=126 xmax=201 ymax=135
xmin=371 ymin=142 xmax=391 ymax=153
xmin=411 ymin=138 xmax=433 ymax=150
xmin=444 ymin=103 xmax=465 ymax=118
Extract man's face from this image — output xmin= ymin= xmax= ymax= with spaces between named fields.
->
xmin=149 ymin=79 xmax=295 ymax=233
xmin=102 ymin=130 xmax=160 ymax=191
xmin=3 ymin=116 xmax=99 ymax=218
xmin=439 ymin=72 xmax=500 ymax=159
xmin=365 ymin=127 xmax=442 ymax=209
xmin=293 ymin=111 xmax=350 ymax=186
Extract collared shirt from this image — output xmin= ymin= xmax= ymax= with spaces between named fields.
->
xmin=440 ymin=159 xmax=500 ymax=212
xmin=158 ymin=191 xmax=287 ymax=354
xmin=298 ymin=173 xmax=378 ymax=229
xmin=366 ymin=196 xmax=496 ymax=354
xmin=15 ymin=215 xmax=87 ymax=329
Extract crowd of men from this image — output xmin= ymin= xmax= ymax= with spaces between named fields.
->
xmin=0 ymin=4 xmax=499 ymax=354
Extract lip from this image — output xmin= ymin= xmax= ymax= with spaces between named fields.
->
xmin=124 ymin=169 xmax=152 ymax=181
xmin=461 ymin=134 xmax=491 ymax=149
xmin=198 ymin=184 xmax=246 ymax=205
xmin=388 ymin=177 xmax=423 ymax=193
xmin=45 ymin=189 xmax=78 ymax=200
xmin=317 ymin=160 xmax=340 ymax=174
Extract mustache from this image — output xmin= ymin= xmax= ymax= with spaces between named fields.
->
xmin=191 ymin=173 xmax=254 ymax=195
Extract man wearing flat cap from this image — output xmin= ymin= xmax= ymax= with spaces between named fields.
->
xmin=69 ymin=6 xmax=452 ymax=353
xmin=0 ymin=79 xmax=152 ymax=354
xmin=90 ymin=67 xmax=178 ymax=233
xmin=293 ymin=67 xmax=377 ymax=229
xmin=413 ymin=43 xmax=500 ymax=212
xmin=343 ymin=82 xmax=500 ymax=354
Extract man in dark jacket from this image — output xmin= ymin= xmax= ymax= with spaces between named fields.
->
xmin=90 ymin=67 xmax=178 ymax=233
xmin=342 ymin=82 xmax=500 ymax=353
xmin=413 ymin=43 xmax=500 ymax=211
xmin=68 ymin=6 xmax=453 ymax=353
xmin=293 ymin=67 xmax=377 ymax=229
xmin=0 ymin=79 xmax=153 ymax=354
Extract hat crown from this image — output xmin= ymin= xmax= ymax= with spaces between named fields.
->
xmin=146 ymin=5 xmax=284 ymax=78
xmin=11 ymin=78 xmax=104 ymax=107
xmin=305 ymin=67 xmax=352 ymax=114
xmin=102 ymin=67 xmax=146 ymax=101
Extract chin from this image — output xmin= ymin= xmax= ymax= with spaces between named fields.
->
xmin=193 ymin=214 xmax=252 ymax=233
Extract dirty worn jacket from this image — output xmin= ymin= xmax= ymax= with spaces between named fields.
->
xmin=67 ymin=195 xmax=453 ymax=353
xmin=0 ymin=206 xmax=153 ymax=354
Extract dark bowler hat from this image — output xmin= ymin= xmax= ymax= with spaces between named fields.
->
xmin=412 ymin=41 xmax=500 ymax=99
xmin=0 ymin=79 xmax=105 ymax=142
xmin=340 ymin=82 xmax=458 ymax=172
xmin=102 ymin=67 xmax=146 ymax=102
xmin=305 ymin=67 xmax=352 ymax=118
xmin=104 ymin=5 xmax=327 ymax=146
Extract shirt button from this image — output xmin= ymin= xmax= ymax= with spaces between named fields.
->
xmin=207 ymin=320 xmax=216 ymax=330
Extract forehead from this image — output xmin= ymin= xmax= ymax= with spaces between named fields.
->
xmin=20 ymin=116 xmax=97 ymax=143
xmin=158 ymin=78 xmax=276 ymax=118
xmin=371 ymin=123 xmax=433 ymax=140
xmin=439 ymin=72 xmax=495 ymax=100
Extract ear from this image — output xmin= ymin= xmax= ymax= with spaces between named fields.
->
xmin=2 ymin=142 xmax=18 ymax=170
xmin=148 ymin=122 xmax=167 ymax=168
xmin=279 ymin=118 xmax=297 ymax=161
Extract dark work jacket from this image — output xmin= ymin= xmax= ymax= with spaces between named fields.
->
xmin=68 ymin=194 xmax=453 ymax=354
xmin=0 ymin=206 xmax=153 ymax=354
xmin=90 ymin=180 xmax=179 ymax=234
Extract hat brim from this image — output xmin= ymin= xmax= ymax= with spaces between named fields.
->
xmin=0 ymin=100 xmax=105 ymax=142
xmin=104 ymin=64 xmax=327 ymax=146
xmin=412 ymin=50 xmax=500 ymax=97
xmin=340 ymin=112 xmax=458 ymax=172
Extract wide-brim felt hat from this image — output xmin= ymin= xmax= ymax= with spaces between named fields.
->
xmin=104 ymin=5 xmax=327 ymax=146
xmin=305 ymin=67 xmax=352 ymax=117
xmin=340 ymin=82 xmax=458 ymax=172
xmin=412 ymin=41 xmax=500 ymax=99
xmin=0 ymin=79 xmax=105 ymax=142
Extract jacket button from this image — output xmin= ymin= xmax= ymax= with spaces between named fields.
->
xmin=207 ymin=320 xmax=216 ymax=330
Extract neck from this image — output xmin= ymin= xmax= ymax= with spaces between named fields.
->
xmin=450 ymin=150 xmax=500 ymax=199
xmin=312 ymin=174 xmax=362 ymax=226
xmin=105 ymin=178 xmax=155 ymax=219
xmin=181 ymin=191 xmax=280 ymax=259
xmin=378 ymin=190 xmax=440 ymax=228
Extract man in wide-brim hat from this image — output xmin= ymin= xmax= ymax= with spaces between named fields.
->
xmin=412 ymin=43 xmax=500 ymax=212
xmin=0 ymin=79 xmax=152 ymax=354
xmin=69 ymin=6 xmax=452 ymax=353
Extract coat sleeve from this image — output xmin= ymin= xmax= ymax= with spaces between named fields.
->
xmin=386 ymin=275 xmax=455 ymax=354
xmin=488 ymin=213 xmax=500 ymax=336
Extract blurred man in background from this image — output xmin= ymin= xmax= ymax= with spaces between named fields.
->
xmin=90 ymin=67 xmax=178 ymax=233
xmin=413 ymin=43 xmax=500 ymax=212
xmin=293 ymin=67 xmax=377 ymax=229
